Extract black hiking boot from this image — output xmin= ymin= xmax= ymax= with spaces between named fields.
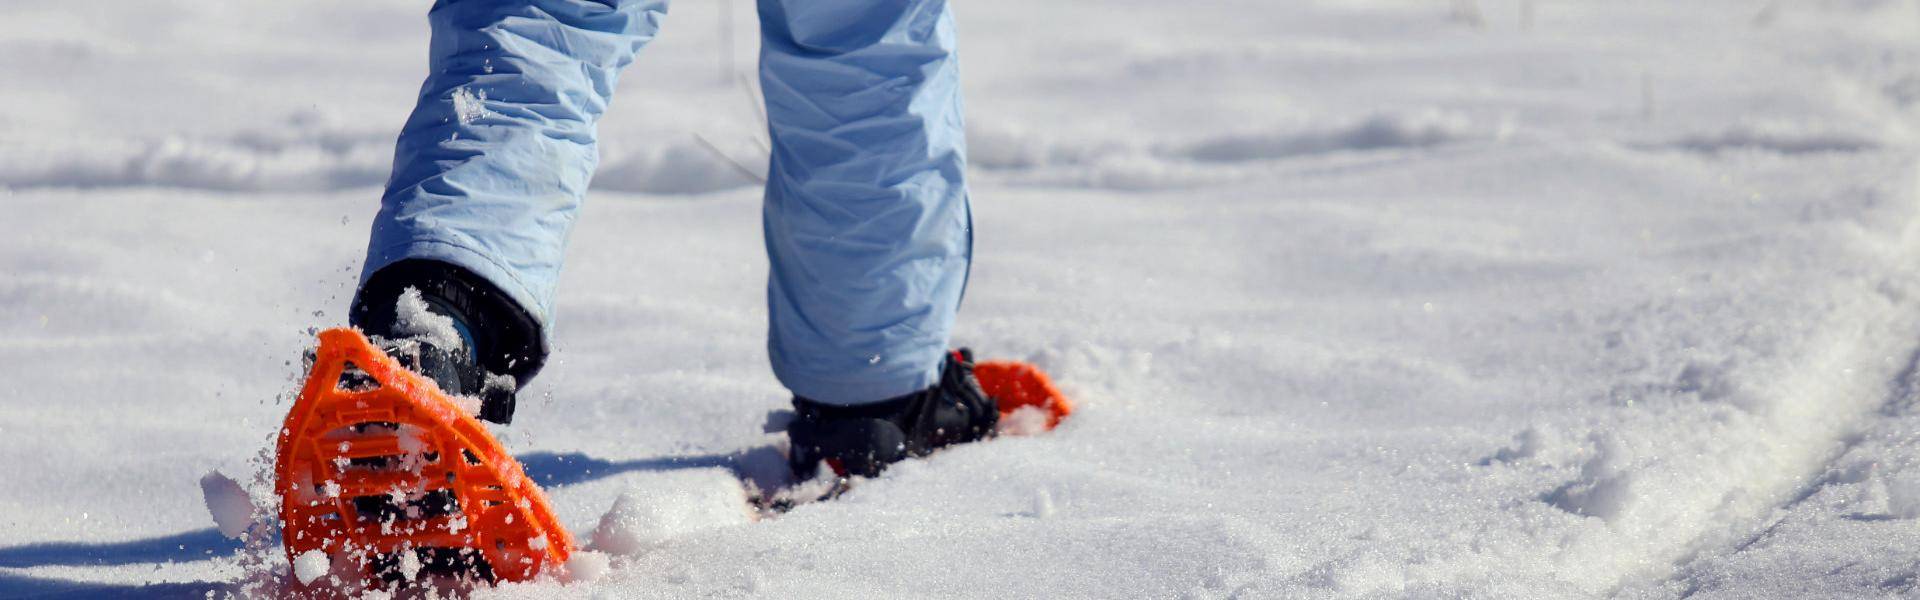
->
xmin=350 ymin=259 xmax=544 ymax=424
xmin=366 ymin=290 xmax=517 ymax=422
xmin=787 ymin=349 xmax=1000 ymax=478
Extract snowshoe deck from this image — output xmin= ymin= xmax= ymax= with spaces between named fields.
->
xmin=274 ymin=328 xmax=573 ymax=586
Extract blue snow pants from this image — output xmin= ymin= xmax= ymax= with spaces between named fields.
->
xmin=360 ymin=0 xmax=971 ymax=405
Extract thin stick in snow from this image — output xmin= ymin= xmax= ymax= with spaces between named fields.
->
xmin=737 ymin=72 xmax=772 ymax=154
xmin=693 ymin=132 xmax=768 ymax=184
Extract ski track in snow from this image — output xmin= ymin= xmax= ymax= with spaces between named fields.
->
xmin=5 ymin=0 xmax=1920 ymax=598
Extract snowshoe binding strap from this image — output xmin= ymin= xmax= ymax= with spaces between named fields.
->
xmin=274 ymin=328 xmax=573 ymax=587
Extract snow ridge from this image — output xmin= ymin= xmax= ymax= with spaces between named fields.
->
xmin=1558 ymin=162 xmax=1920 ymax=594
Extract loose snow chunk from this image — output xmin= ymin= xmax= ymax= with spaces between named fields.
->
xmin=293 ymin=550 xmax=331 ymax=585
xmin=397 ymin=549 xmax=423 ymax=581
xmin=590 ymin=468 xmax=751 ymax=556
xmin=564 ymin=550 xmax=612 ymax=583
xmin=199 ymin=471 xmax=255 ymax=539
xmin=1032 ymin=488 xmax=1056 ymax=519
xmin=1885 ymin=473 xmax=1920 ymax=519
xmin=1489 ymin=426 xmax=1570 ymax=465
xmin=484 ymin=372 xmax=517 ymax=395
xmin=999 ymin=405 xmax=1051 ymax=437
xmin=446 ymin=394 xmax=482 ymax=416
xmin=392 ymin=287 xmax=464 ymax=352
xmin=451 ymin=87 xmax=489 ymax=125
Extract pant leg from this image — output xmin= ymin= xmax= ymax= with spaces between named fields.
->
xmin=361 ymin=0 xmax=667 ymax=339
xmin=757 ymin=0 xmax=972 ymax=405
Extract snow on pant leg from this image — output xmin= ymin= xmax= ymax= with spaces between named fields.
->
xmin=757 ymin=0 xmax=972 ymax=405
xmin=361 ymin=0 xmax=667 ymax=343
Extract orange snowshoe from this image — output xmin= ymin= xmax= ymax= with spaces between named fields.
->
xmin=274 ymin=328 xmax=573 ymax=587
xmin=976 ymin=359 xmax=1074 ymax=430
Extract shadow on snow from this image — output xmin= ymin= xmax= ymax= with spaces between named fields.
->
xmin=0 ymin=448 xmax=779 ymax=598
xmin=0 ymin=572 xmax=231 ymax=599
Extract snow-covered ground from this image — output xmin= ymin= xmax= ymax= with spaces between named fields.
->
xmin=5 ymin=0 xmax=1920 ymax=597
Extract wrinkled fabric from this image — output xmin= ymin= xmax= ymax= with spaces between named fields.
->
xmin=364 ymin=0 xmax=665 ymax=325
xmin=362 ymin=0 xmax=970 ymax=405
xmin=758 ymin=0 xmax=971 ymax=404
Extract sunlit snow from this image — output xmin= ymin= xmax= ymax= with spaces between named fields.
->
xmin=4 ymin=0 xmax=1920 ymax=598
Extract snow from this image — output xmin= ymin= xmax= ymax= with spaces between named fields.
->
xmin=394 ymin=550 xmax=422 ymax=583
xmin=450 ymin=87 xmax=488 ymax=126
xmin=391 ymin=286 xmax=464 ymax=353
xmin=444 ymin=393 xmax=483 ymax=417
xmin=4 ymin=0 xmax=1920 ymax=598
xmin=197 ymin=472 xmax=255 ymax=540
xmin=563 ymin=551 xmax=612 ymax=584
xmin=997 ymin=405 xmax=1052 ymax=436
xmin=291 ymin=550 xmax=329 ymax=586
xmin=588 ymin=469 xmax=752 ymax=557
xmin=1030 ymin=488 xmax=1056 ymax=520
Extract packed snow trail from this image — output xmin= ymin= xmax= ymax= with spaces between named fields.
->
xmin=4 ymin=1 xmax=1920 ymax=598
xmin=1634 ymin=169 xmax=1920 ymax=598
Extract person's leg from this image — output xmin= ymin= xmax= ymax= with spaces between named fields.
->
xmin=757 ymin=0 xmax=972 ymax=406
xmin=354 ymin=0 xmax=667 ymax=394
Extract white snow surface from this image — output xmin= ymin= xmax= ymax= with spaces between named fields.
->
xmin=4 ymin=0 xmax=1920 ymax=598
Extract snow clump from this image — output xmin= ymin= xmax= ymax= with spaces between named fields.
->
xmin=564 ymin=550 xmax=613 ymax=583
xmin=199 ymin=471 xmax=255 ymax=539
xmin=392 ymin=287 xmax=464 ymax=352
xmin=999 ymin=405 xmax=1052 ymax=436
xmin=396 ymin=550 xmax=423 ymax=581
xmin=1032 ymin=488 xmax=1056 ymax=519
xmin=451 ymin=87 xmax=488 ymax=125
xmin=292 ymin=549 xmax=331 ymax=585
xmin=589 ymin=468 xmax=752 ymax=556
xmin=1884 ymin=472 xmax=1920 ymax=518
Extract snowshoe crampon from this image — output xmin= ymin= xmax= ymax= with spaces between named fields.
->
xmin=976 ymin=359 xmax=1074 ymax=432
xmin=274 ymin=328 xmax=572 ymax=587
